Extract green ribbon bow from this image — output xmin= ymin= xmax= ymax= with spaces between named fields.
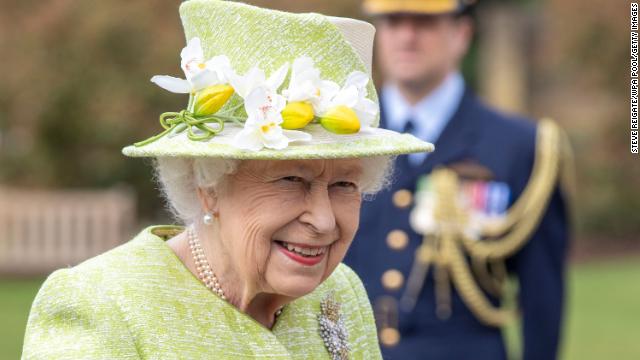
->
xmin=134 ymin=109 xmax=244 ymax=147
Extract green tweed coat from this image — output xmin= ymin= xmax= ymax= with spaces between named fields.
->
xmin=22 ymin=226 xmax=382 ymax=359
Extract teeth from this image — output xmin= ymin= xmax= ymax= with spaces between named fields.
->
xmin=281 ymin=241 xmax=327 ymax=257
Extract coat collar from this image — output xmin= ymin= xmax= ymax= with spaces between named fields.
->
xmin=380 ymin=87 xmax=481 ymax=174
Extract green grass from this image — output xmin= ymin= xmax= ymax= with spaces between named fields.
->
xmin=505 ymin=257 xmax=640 ymax=360
xmin=1 ymin=258 xmax=639 ymax=359
xmin=561 ymin=257 xmax=640 ymax=360
xmin=0 ymin=278 xmax=45 ymax=360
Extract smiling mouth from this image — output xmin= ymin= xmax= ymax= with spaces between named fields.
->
xmin=274 ymin=240 xmax=329 ymax=266
xmin=275 ymin=241 xmax=328 ymax=257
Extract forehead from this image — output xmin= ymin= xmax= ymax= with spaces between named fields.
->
xmin=240 ymin=159 xmax=364 ymax=177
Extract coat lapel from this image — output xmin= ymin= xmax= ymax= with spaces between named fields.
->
xmin=421 ymin=88 xmax=480 ymax=172
xmin=380 ymin=87 xmax=481 ymax=177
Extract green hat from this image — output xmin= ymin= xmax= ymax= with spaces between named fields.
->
xmin=122 ymin=0 xmax=434 ymax=160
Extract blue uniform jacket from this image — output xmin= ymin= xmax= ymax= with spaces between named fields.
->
xmin=344 ymin=88 xmax=569 ymax=360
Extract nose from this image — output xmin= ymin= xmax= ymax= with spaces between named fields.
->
xmin=299 ymin=185 xmax=336 ymax=235
xmin=394 ymin=18 xmax=420 ymax=43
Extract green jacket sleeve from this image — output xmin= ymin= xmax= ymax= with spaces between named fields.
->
xmin=22 ymin=269 xmax=140 ymax=360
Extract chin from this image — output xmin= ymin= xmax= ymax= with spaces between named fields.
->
xmin=265 ymin=243 xmax=335 ymax=298
xmin=393 ymin=68 xmax=431 ymax=83
xmin=268 ymin=273 xmax=325 ymax=299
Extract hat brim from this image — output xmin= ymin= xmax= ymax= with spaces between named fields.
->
xmin=122 ymin=124 xmax=434 ymax=160
xmin=364 ymin=2 xmax=460 ymax=16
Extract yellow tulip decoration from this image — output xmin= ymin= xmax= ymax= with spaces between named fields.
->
xmin=193 ymin=84 xmax=235 ymax=116
xmin=319 ymin=105 xmax=361 ymax=134
xmin=281 ymin=102 xmax=315 ymax=130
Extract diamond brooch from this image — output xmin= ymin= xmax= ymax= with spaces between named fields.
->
xmin=318 ymin=292 xmax=350 ymax=360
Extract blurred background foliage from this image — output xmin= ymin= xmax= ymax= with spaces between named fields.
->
xmin=530 ymin=0 xmax=639 ymax=239
xmin=0 ymin=0 xmax=637 ymax=236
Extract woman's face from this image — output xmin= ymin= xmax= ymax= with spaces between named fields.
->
xmin=212 ymin=159 xmax=363 ymax=299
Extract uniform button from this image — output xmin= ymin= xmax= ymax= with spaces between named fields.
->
xmin=379 ymin=327 xmax=400 ymax=347
xmin=386 ymin=230 xmax=409 ymax=251
xmin=381 ymin=269 xmax=404 ymax=291
xmin=392 ymin=189 xmax=413 ymax=208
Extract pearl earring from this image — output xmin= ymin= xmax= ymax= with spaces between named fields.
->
xmin=203 ymin=212 xmax=214 ymax=225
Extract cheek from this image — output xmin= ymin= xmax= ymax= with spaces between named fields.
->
xmin=378 ymin=32 xmax=399 ymax=58
xmin=336 ymin=197 xmax=362 ymax=236
xmin=222 ymin=189 xmax=306 ymax=277
xmin=325 ymin=195 xmax=362 ymax=267
xmin=247 ymin=191 xmax=305 ymax=236
xmin=225 ymin=184 xmax=303 ymax=232
xmin=418 ymin=35 xmax=444 ymax=59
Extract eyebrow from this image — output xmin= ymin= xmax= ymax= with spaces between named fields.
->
xmin=267 ymin=162 xmax=315 ymax=178
xmin=270 ymin=161 xmax=363 ymax=179
xmin=337 ymin=166 xmax=363 ymax=178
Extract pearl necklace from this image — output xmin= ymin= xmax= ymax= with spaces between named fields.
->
xmin=187 ymin=227 xmax=226 ymax=300
xmin=187 ymin=227 xmax=284 ymax=318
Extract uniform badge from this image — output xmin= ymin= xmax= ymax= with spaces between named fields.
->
xmin=410 ymin=163 xmax=511 ymax=238
xmin=401 ymin=165 xmax=516 ymax=323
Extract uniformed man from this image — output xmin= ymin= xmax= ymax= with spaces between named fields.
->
xmin=343 ymin=1 xmax=571 ymax=359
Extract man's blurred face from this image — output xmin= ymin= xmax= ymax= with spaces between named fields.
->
xmin=375 ymin=13 xmax=472 ymax=89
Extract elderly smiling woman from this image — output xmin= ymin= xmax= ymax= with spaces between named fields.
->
xmin=22 ymin=1 xmax=433 ymax=359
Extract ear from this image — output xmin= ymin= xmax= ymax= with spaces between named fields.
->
xmin=454 ymin=17 xmax=474 ymax=56
xmin=196 ymin=187 xmax=219 ymax=215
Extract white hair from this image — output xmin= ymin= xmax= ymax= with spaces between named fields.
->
xmin=154 ymin=156 xmax=395 ymax=224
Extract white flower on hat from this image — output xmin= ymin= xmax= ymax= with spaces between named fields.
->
xmin=233 ymin=87 xmax=311 ymax=151
xmin=329 ymin=71 xmax=378 ymax=128
xmin=283 ymin=56 xmax=340 ymax=114
xmin=229 ymin=63 xmax=289 ymax=100
xmin=150 ymin=37 xmax=233 ymax=94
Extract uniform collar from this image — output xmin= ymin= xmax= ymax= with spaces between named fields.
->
xmin=382 ymin=72 xmax=465 ymax=144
